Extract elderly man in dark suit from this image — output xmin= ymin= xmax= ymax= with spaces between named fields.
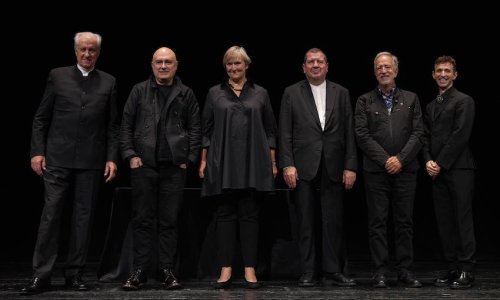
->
xmin=423 ymin=56 xmax=476 ymax=289
xmin=355 ymin=51 xmax=423 ymax=288
xmin=279 ymin=48 xmax=358 ymax=287
xmin=23 ymin=32 xmax=119 ymax=295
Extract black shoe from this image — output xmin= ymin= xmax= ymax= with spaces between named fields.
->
xmin=20 ymin=277 xmax=50 ymax=295
xmin=298 ymin=272 xmax=316 ymax=287
xmin=65 ymin=273 xmax=89 ymax=291
xmin=213 ymin=278 xmax=232 ymax=289
xmin=161 ymin=268 xmax=182 ymax=290
xmin=450 ymin=271 xmax=474 ymax=289
xmin=398 ymin=271 xmax=422 ymax=288
xmin=434 ymin=269 xmax=460 ymax=287
xmin=123 ymin=269 xmax=147 ymax=291
xmin=326 ymin=272 xmax=357 ymax=287
xmin=372 ymin=273 xmax=388 ymax=288
xmin=245 ymin=279 xmax=261 ymax=289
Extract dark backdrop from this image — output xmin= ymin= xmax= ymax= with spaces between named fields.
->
xmin=2 ymin=6 xmax=499 ymax=267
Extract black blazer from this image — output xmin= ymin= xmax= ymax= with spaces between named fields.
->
xmin=279 ymin=80 xmax=357 ymax=182
xmin=422 ymin=87 xmax=475 ymax=170
xmin=120 ymin=76 xmax=201 ymax=167
xmin=355 ymin=88 xmax=424 ymax=172
xmin=30 ymin=66 xmax=119 ymax=169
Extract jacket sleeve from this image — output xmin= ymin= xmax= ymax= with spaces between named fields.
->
xmin=30 ymin=70 xmax=55 ymax=158
xmin=343 ymin=91 xmax=358 ymax=171
xmin=396 ymin=94 xmax=424 ymax=166
xmin=278 ymin=87 xmax=294 ymax=168
xmin=354 ymin=95 xmax=390 ymax=167
xmin=106 ymin=78 xmax=120 ymax=163
xmin=262 ymin=90 xmax=277 ymax=149
xmin=120 ymin=86 xmax=140 ymax=161
xmin=185 ymin=89 xmax=201 ymax=163
xmin=201 ymin=89 xmax=215 ymax=148
xmin=436 ymin=96 xmax=475 ymax=170
xmin=421 ymin=103 xmax=433 ymax=163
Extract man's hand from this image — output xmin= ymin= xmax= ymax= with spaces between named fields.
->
xmin=199 ymin=160 xmax=206 ymax=178
xmin=104 ymin=161 xmax=118 ymax=183
xmin=343 ymin=170 xmax=356 ymax=190
xmin=385 ymin=156 xmax=402 ymax=175
xmin=31 ymin=155 xmax=46 ymax=176
xmin=283 ymin=166 xmax=298 ymax=189
xmin=426 ymin=160 xmax=441 ymax=178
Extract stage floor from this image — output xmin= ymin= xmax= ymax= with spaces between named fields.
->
xmin=2 ymin=261 xmax=500 ymax=299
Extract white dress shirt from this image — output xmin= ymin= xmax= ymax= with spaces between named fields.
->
xmin=310 ymin=81 xmax=326 ymax=130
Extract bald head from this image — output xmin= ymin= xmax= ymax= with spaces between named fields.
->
xmin=151 ymin=47 xmax=178 ymax=85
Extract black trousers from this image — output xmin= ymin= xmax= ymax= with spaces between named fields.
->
xmin=294 ymin=163 xmax=346 ymax=274
xmin=130 ymin=163 xmax=186 ymax=270
xmin=433 ymin=169 xmax=476 ymax=272
xmin=364 ymin=171 xmax=416 ymax=274
xmin=33 ymin=166 xmax=101 ymax=279
xmin=216 ymin=190 xmax=259 ymax=268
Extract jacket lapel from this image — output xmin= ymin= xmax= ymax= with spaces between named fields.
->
xmin=301 ymin=81 xmax=322 ymax=129
xmin=324 ymin=81 xmax=336 ymax=127
xmin=433 ymin=87 xmax=455 ymax=121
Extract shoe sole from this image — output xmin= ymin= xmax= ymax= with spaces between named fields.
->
xmin=164 ymin=284 xmax=183 ymax=290
xmin=298 ymin=283 xmax=316 ymax=287
xmin=450 ymin=283 xmax=473 ymax=289
xmin=332 ymin=282 xmax=357 ymax=287
xmin=122 ymin=283 xmax=144 ymax=291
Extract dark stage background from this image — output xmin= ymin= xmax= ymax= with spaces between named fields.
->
xmin=2 ymin=7 xmax=499 ymax=275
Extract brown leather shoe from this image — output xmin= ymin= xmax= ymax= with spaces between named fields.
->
xmin=20 ymin=277 xmax=50 ymax=295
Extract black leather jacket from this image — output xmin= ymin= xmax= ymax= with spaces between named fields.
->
xmin=120 ymin=76 xmax=201 ymax=166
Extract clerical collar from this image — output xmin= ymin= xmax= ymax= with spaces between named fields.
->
xmin=77 ymin=64 xmax=94 ymax=77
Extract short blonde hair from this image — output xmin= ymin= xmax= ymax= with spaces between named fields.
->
xmin=223 ymin=46 xmax=251 ymax=67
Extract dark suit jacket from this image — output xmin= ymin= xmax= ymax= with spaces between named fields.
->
xmin=279 ymin=80 xmax=357 ymax=182
xmin=354 ymin=88 xmax=423 ymax=172
xmin=120 ymin=76 xmax=201 ymax=167
xmin=31 ymin=66 xmax=119 ymax=169
xmin=422 ymin=87 xmax=475 ymax=170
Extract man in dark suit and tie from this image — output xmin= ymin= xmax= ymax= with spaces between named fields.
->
xmin=22 ymin=32 xmax=119 ymax=295
xmin=355 ymin=52 xmax=423 ymax=288
xmin=279 ymin=48 xmax=358 ymax=287
xmin=422 ymin=56 xmax=476 ymax=289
